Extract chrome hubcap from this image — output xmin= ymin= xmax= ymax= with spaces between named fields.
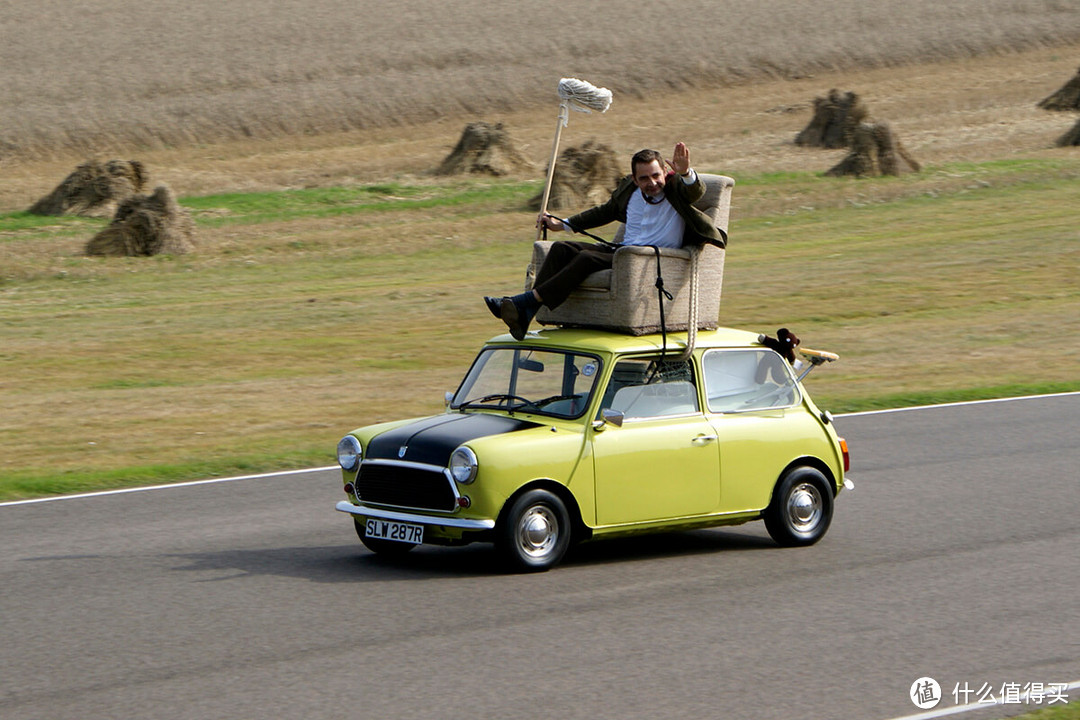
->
xmin=517 ymin=506 xmax=558 ymax=558
xmin=787 ymin=482 xmax=822 ymax=533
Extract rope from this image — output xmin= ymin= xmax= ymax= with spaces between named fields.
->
xmin=654 ymin=245 xmax=700 ymax=364
xmin=651 ymin=246 xmax=675 ymax=360
xmin=539 ymin=215 xmax=701 ymax=363
xmin=549 ymin=216 xmax=616 ymax=247
xmin=672 ymin=246 xmax=701 ymax=362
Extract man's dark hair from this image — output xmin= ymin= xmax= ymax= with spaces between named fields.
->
xmin=631 ymin=148 xmax=664 ymax=176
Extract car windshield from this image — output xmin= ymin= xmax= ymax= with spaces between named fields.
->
xmin=451 ymin=347 xmax=602 ymax=419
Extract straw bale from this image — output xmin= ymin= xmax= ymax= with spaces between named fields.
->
xmin=826 ymin=121 xmax=920 ymax=178
xmin=873 ymin=122 xmax=921 ymax=175
xmin=795 ymin=90 xmax=869 ymax=148
xmin=85 ymin=186 xmax=195 ymax=257
xmin=1057 ymin=117 xmax=1080 ymax=146
xmin=1037 ymin=66 xmax=1080 ymax=111
xmin=29 ymin=160 xmax=147 ymax=217
xmin=436 ymin=121 xmax=533 ymax=176
xmin=531 ymin=141 xmax=622 ymax=212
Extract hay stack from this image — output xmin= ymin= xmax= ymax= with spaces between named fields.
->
xmin=1057 ymin=117 xmax=1080 ymax=146
xmin=1038 ymin=66 xmax=1080 ymax=111
xmin=825 ymin=121 xmax=921 ymax=178
xmin=29 ymin=159 xmax=147 ymax=217
xmin=436 ymin=121 xmax=533 ymax=176
xmin=85 ymin=186 xmax=195 ymax=256
xmin=530 ymin=141 xmax=622 ymax=212
xmin=795 ymin=90 xmax=869 ymax=148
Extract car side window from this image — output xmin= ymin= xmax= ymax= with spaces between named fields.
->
xmin=703 ymin=349 xmax=800 ymax=413
xmin=598 ymin=358 xmax=699 ymax=419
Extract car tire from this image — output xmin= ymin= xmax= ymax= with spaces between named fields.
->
xmin=355 ymin=519 xmax=417 ymax=556
xmin=497 ymin=489 xmax=572 ymax=572
xmin=764 ymin=466 xmax=834 ymax=547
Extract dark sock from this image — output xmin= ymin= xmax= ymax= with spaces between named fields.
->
xmin=510 ymin=292 xmax=540 ymax=323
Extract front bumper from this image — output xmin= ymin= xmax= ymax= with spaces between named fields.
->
xmin=335 ymin=501 xmax=496 ymax=530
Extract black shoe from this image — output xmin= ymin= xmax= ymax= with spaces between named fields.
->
xmin=500 ymin=297 xmax=531 ymax=341
xmin=483 ymin=296 xmax=504 ymax=319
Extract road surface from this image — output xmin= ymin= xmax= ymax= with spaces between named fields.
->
xmin=2 ymin=394 xmax=1077 ymax=719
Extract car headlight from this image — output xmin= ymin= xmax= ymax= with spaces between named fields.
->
xmin=337 ymin=435 xmax=362 ymax=472
xmin=449 ymin=446 xmax=478 ymax=484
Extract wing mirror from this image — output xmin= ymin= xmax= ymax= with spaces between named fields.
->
xmin=596 ymin=408 xmax=625 ymax=429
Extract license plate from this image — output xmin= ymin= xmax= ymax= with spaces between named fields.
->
xmin=365 ymin=518 xmax=424 ymax=544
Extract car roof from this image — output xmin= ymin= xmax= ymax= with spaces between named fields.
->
xmin=484 ymin=326 xmax=764 ymax=354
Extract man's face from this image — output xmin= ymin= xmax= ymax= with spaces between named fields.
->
xmin=632 ymin=159 xmax=666 ymax=196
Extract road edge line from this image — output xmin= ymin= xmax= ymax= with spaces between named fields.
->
xmin=885 ymin=679 xmax=1080 ymax=720
xmin=837 ymin=390 xmax=1080 ymax=418
xmin=0 ymin=466 xmax=338 ymax=507
xmin=5 ymin=392 xmax=1078 ymax=508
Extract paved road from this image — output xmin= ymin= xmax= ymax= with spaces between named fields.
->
xmin=2 ymin=395 xmax=1077 ymax=720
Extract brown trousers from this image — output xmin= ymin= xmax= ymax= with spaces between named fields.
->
xmin=532 ymin=240 xmax=617 ymax=309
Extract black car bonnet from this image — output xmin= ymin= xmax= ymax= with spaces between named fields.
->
xmin=366 ymin=413 xmax=540 ymax=466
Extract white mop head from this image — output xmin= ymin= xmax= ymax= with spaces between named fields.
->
xmin=558 ymin=77 xmax=613 ymax=113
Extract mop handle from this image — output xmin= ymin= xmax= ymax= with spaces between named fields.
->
xmin=536 ymin=103 xmax=569 ymax=240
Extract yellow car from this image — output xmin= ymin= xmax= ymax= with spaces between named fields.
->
xmin=336 ymin=327 xmax=851 ymax=571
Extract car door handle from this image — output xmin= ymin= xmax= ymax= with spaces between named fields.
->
xmin=691 ymin=434 xmax=718 ymax=445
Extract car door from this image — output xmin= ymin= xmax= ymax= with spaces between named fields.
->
xmin=700 ymin=348 xmax=807 ymax=513
xmin=591 ymin=357 xmax=720 ymax=526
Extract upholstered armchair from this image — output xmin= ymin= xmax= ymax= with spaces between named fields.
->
xmin=526 ymin=174 xmax=734 ymax=336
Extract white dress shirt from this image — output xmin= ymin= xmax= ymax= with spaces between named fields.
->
xmin=621 ymin=169 xmax=697 ymax=248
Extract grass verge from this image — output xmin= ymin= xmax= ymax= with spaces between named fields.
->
xmin=1012 ymin=702 xmax=1079 ymax=720
xmin=1 ymin=158 xmax=1078 ymax=500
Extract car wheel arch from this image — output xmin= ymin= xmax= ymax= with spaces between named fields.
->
xmin=497 ymin=479 xmax=591 ymax=543
xmin=775 ymin=456 xmax=836 ymax=499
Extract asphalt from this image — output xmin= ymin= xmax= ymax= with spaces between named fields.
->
xmin=1 ymin=394 xmax=1077 ymax=720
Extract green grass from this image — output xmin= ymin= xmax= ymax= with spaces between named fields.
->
xmin=832 ymin=382 xmax=1079 ymax=414
xmin=181 ymin=181 xmax=538 ymax=226
xmin=1013 ymin=702 xmax=1080 ymax=720
xmin=0 ymin=211 xmax=103 ymax=236
xmin=1 ymin=158 xmax=1078 ymax=500
xmin=0 ymin=448 xmax=334 ymax=499
xmin=0 ymin=181 xmax=537 ymax=246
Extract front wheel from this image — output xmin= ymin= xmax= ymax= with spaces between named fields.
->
xmin=497 ymin=489 xmax=572 ymax=572
xmin=764 ymin=466 xmax=834 ymax=546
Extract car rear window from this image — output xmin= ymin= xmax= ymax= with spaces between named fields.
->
xmin=702 ymin=349 xmax=800 ymax=413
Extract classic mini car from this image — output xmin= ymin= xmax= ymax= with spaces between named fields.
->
xmin=335 ymin=327 xmax=851 ymax=571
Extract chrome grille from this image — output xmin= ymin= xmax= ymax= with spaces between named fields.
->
xmin=354 ymin=462 xmax=457 ymax=512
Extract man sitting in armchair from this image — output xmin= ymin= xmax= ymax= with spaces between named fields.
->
xmin=484 ymin=142 xmax=727 ymax=340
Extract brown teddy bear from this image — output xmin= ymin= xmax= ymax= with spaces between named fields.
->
xmin=758 ymin=328 xmax=800 ymax=364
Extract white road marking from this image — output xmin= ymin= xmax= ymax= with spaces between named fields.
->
xmin=3 ymin=391 xmax=1077 ymax=509
xmin=837 ymin=390 xmax=1080 ymax=418
xmin=0 ymin=466 xmax=338 ymax=507
xmin=885 ymin=679 xmax=1080 ymax=720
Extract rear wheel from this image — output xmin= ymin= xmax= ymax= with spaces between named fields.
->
xmin=764 ymin=466 xmax=833 ymax=546
xmin=497 ymin=489 xmax=572 ymax=572
xmin=355 ymin=519 xmax=417 ymax=555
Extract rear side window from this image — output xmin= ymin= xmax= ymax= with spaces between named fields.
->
xmin=702 ymin=350 xmax=800 ymax=413
xmin=598 ymin=357 xmax=699 ymax=419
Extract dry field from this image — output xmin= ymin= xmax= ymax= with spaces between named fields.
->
xmin=5 ymin=45 xmax=1080 ymax=214
xmin=2 ymin=0 xmax=1079 ymax=161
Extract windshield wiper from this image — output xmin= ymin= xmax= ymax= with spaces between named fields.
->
xmin=458 ymin=393 xmax=539 ymax=414
xmin=530 ymin=393 xmax=583 ymax=408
